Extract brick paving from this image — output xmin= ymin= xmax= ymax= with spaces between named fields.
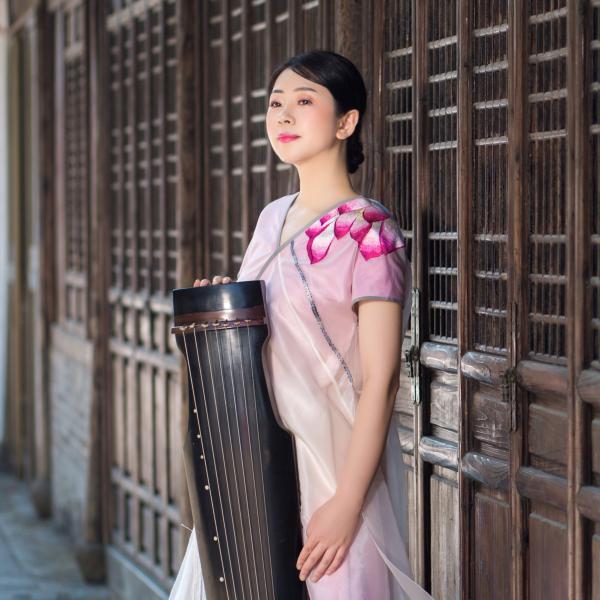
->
xmin=0 ymin=472 xmax=113 ymax=600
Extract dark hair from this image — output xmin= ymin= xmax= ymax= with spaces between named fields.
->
xmin=267 ymin=50 xmax=367 ymax=174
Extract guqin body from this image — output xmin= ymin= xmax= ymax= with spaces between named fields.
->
xmin=172 ymin=281 xmax=304 ymax=599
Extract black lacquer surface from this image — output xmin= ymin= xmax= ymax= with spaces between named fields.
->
xmin=172 ymin=282 xmax=304 ymax=600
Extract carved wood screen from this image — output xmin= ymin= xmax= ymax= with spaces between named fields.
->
xmin=377 ymin=0 xmax=600 ymax=598
xmin=199 ymin=0 xmax=332 ymax=278
xmin=105 ymin=0 xmax=185 ymax=589
xmin=56 ymin=1 xmax=89 ymax=334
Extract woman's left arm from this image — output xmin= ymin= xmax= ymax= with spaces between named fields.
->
xmin=296 ymin=299 xmax=403 ymax=582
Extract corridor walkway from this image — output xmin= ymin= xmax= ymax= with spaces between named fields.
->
xmin=0 ymin=472 xmax=112 ymax=600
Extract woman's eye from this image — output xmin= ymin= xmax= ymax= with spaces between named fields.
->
xmin=269 ymin=100 xmax=280 ymax=108
xmin=269 ymin=98 xmax=312 ymax=108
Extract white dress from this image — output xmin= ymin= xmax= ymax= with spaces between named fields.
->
xmin=169 ymin=193 xmax=432 ymax=600
xmin=169 ymin=531 xmax=207 ymax=599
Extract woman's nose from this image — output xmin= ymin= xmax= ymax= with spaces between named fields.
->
xmin=277 ymin=108 xmax=293 ymax=124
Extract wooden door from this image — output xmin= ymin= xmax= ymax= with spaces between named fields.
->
xmin=198 ymin=0 xmax=333 ymax=278
xmin=105 ymin=0 xmax=186 ymax=588
xmin=376 ymin=1 xmax=600 ymax=598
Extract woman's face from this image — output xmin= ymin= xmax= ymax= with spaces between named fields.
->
xmin=266 ymin=68 xmax=342 ymax=168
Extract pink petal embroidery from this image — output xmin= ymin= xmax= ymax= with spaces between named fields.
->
xmin=358 ymin=221 xmax=385 ymax=259
xmin=349 ymin=212 xmax=372 ymax=245
xmin=338 ymin=198 xmax=370 ymax=213
xmin=307 ymin=220 xmax=336 ymax=263
xmin=379 ymin=218 xmax=405 ymax=253
xmin=334 ymin=211 xmax=357 ymax=239
xmin=363 ymin=205 xmax=389 ymax=223
xmin=304 ymin=200 xmax=404 ymax=264
xmin=305 ymin=220 xmax=329 ymax=238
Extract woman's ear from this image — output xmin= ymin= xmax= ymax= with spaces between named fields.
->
xmin=336 ymin=108 xmax=360 ymax=140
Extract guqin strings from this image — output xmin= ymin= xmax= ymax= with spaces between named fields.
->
xmin=172 ymin=281 xmax=304 ymax=600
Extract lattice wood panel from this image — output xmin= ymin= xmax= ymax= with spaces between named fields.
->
xmin=60 ymin=2 xmax=88 ymax=330
xmin=106 ymin=0 xmax=183 ymax=588
xmin=427 ymin=0 xmax=458 ymax=345
xmin=467 ymin=5 xmax=512 ymax=598
xmin=376 ymin=1 xmax=598 ymax=598
xmin=202 ymin=0 xmax=328 ymax=278
xmin=526 ymin=0 xmax=568 ymax=364
xmin=425 ymin=8 xmax=461 ymax=595
xmin=384 ymin=0 xmax=413 ymax=257
xmin=472 ymin=1 xmax=508 ymax=355
xmin=382 ymin=0 xmax=417 ymax=574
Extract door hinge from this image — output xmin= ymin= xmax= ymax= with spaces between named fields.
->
xmin=405 ymin=287 xmax=422 ymax=405
xmin=503 ymin=366 xmax=519 ymax=431
xmin=404 ymin=345 xmax=420 ymax=379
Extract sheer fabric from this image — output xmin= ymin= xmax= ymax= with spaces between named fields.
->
xmin=170 ymin=192 xmax=432 ymax=600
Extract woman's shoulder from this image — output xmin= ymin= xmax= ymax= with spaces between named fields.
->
xmin=244 ymin=194 xmax=292 ymax=237
xmin=360 ymin=196 xmax=394 ymax=216
xmin=253 ymin=192 xmax=296 ymax=227
xmin=263 ymin=192 xmax=297 ymax=213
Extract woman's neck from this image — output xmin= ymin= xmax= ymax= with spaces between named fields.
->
xmin=294 ymin=149 xmax=358 ymax=213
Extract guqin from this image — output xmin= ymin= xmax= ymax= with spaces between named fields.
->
xmin=172 ymin=281 xmax=304 ymax=599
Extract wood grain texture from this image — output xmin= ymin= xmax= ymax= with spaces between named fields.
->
xmin=420 ymin=342 xmax=459 ymax=373
xmin=473 ymin=491 xmax=510 ymax=600
xmin=577 ymin=486 xmax=600 ymax=523
xmin=528 ymin=508 xmax=568 ymax=600
xmin=516 ymin=466 xmax=567 ymax=511
xmin=430 ymin=471 xmax=459 ymax=600
xmin=461 ymin=451 xmax=508 ymax=491
xmin=471 ymin=391 xmax=510 ymax=450
xmin=577 ymin=368 xmax=600 ymax=407
xmin=461 ymin=352 xmax=509 ymax=386
xmin=517 ymin=360 xmax=569 ymax=398
xmin=419 ymin=436 xmax=458 ymax=469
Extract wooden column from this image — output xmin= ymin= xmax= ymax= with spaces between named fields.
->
xmin=176 ymin=0 xmax=199 ymax=553
xmin=412 ymin=0 xmax=430 ymax=588
xmin=507 ymin=2 xmax=527 ymax=598
xmin=29 ymin=3 xmax=55 ymax=518
xmin=456 ymin=0 xmax=472 ymax=597
xmin=566 ymin=0 xmax=590 ymax=597
xmin=79 ymin=0 xmax=109 ymax=583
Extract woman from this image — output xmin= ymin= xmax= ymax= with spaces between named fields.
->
xmin=170 ymin=50 xmax=431 ymax=600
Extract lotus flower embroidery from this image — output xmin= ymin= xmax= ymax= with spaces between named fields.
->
xmin=305 ymin=198 xmax=405 ymax=264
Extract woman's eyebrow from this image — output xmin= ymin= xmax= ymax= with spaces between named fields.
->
xmin=271 ymin=86 xmax=319 ymax=94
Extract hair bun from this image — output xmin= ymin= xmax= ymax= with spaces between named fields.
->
xmin=347 ymin=134 xmax=364 ymax=174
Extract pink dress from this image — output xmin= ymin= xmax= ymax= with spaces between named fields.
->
xmin=169 ymin=192 xmax=432 ymax=600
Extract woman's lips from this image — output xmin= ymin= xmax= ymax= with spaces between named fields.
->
xmin=277 ymin=134 xmax=300 ymax=143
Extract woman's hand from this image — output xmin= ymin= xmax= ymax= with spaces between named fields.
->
xmin=193 ymin=275 xmax=233 ymax=286
xmin=296 ymin=493 xmax=361 ymax=583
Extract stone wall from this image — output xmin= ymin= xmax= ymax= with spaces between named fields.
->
xmin=49 ymin=325 xmax=93 ymax=540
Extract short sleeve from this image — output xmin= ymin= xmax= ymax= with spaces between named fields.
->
xmin=351 ymin=217 xmax=412 ymax=311
xmin=235 ymin=203 xmax=270 ymax=280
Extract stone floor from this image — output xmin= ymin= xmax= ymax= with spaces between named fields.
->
xmin=0 ymin=472 xmax=113 ymax=600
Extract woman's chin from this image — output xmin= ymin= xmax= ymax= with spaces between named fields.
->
xmin=272 ymin=151 xmax=306 ymax=168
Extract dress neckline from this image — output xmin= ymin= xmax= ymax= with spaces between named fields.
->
xmin=276 ymin=191 xmax=364 ymax=249
xmin=256 ymin=191 xmax=365 ymax=280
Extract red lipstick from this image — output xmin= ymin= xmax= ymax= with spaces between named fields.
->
xmin=277 ymin=133 xmax=300 ymax=143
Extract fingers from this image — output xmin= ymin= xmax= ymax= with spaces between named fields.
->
xmin=296 ymin=541 xmax=312 ymax=571
xmin=308 ymin=546 xmax=337 ymax=583
xmin=193 ymin=276 xmax=233 ymax=287
xmin=298 ymin=542 xmax=325 ymax=582
xmin=324 ymin=545 xmax=347 ymax=576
